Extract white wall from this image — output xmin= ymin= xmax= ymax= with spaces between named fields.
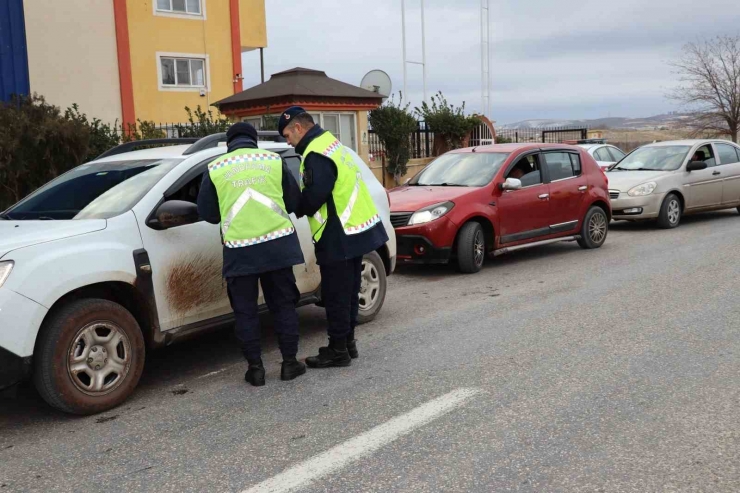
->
xmin=24 ymin=0 xmax=122 ymax=124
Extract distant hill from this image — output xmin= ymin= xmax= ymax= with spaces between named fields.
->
xmin=499 ymin=113 xmax=694 ymax=131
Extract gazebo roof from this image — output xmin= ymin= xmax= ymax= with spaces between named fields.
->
xmin=214 ymin=68 xmax=384 ymax=116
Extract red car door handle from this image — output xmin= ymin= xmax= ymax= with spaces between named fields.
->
xmin=538 ymin=193 xmax=549 ymax=200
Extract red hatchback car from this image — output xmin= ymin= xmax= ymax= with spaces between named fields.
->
xmin=389 ymin=143 xmax=611 ymax=273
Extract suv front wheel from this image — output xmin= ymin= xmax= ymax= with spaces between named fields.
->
xmin=34 ymin=299 xmax=146 ymax=415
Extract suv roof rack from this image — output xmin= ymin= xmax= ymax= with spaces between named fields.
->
xmin=96 ymin=138 xmax=199 ymax=160
xmin=96 ymin=131 xmax=289 ymax=160
xmin=577 ymin=138 xmax=607 ymax=144
xmin=182 ymin=130 xmax=288 ymax=155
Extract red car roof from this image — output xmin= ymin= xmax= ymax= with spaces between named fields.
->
xmin=451 ymin=143 xmax=583 ymax=154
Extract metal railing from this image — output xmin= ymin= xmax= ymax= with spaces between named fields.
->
xmin=369 ymin=122 xmax=590 ymax=158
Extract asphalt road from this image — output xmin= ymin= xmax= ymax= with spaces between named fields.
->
xmin=1 ymin=211 xmax=739 ymax=492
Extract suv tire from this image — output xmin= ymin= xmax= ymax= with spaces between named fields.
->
xmin=34 ymin=299 xmax=145 ymax=415
xmin=657 ymin=193 xmax=682 ymax=229
xmin=457 ymin=222 xmax=485 ymax=274
xmin=577 ymin=206 xmax=609 ymax=249
xmin=356 ymin=251 xmax=387 ymax=325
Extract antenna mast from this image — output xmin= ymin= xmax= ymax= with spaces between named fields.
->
xmin=481 ymin=0 xmax=491 ymax=117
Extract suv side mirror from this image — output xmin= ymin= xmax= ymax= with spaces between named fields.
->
xmin=500 ymin=177 xmax=522 ymax=191
xmin=153 ymin=200 xmax=200 ymax=229
xmin=687 ymin=161 xmax=708 ymax=172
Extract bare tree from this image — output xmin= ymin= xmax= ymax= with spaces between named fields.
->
xmin=669 ymin=35 xmax=740 ymax=143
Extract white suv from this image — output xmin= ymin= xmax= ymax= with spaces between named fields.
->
xmin=0 ymin=133 xmax=396 ymax=415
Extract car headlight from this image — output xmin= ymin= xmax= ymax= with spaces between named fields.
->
xmin=0 ymin=261 xmax=14 ymax=288
xmin=628 ymin=182 xmax=657 ymax=197
xmin=408 ymin=201 xmax=454 ymax=226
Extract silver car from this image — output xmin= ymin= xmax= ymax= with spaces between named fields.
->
xmin=607 ymin=140 xmax=740 ymax=228
xmin=578 ymin=143 xmax=627 ymax=169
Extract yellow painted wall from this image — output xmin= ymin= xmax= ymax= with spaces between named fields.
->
xmin=126 ymin=0 xmax=265 ymax=123
xmin=239 ymin=0 xmax=267 ymax=49
xmin=24 ymin=0 xmax=122 ymax=124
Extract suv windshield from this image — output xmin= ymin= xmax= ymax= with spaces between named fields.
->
xmin=612 ymin=146 xmax=690 ymax=171
xmin=410 ymin=152 xmax=510 ymax=187
xmin=4 ymin=159 xmax=182 ymax=220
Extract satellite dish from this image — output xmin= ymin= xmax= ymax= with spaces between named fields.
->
xmin=360 ymin=70 xmax=392 ymax=101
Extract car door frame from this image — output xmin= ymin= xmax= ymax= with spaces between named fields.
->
xmin=684 ymin=142 xmax=724 ymax=210
xmin=496 ymin=150 xmax=552 ymax=245
xmin=541 ymin=149 xmax=589 ymax=235
xmin=714 ymin=141 xmax=740 ymax=206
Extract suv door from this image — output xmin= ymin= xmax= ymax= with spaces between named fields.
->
xmin=715 ymin=142 xmax=740 ymax=206
xmin=137 ymin=156 xmax=232 ymax=331
xmin=685 ymin=144 xmax=722 ymax=210
xmin=542 ymin=150 xmax=588 ymax=234
xmin=137 ymin=152 xmax=318 ymax=332
xmin=497 ymin=153 xmax=551 ymax=244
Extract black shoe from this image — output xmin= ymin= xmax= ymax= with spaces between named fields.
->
xmin=245 ymin=359 xmax=265 ymax=387
xmin=347 ymin=339 xmax=359 ymax=359
xmin=281 ymin=359 xmax=307 ymax=381
xmin=305 ymin=347 xmax=352 ymax=368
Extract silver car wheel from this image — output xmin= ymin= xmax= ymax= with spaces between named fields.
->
xmin=473 ymin=230 xmax=485 ymax=266
xmin=359 ymin=260 xmax=381 ymax=312
xmin=589 ymin=211 xmax=607 ymax=243
xmin=67 ymin=321 xmax=132 ymax=396
xmin=667 ymin=199 xmax=680 ymax=225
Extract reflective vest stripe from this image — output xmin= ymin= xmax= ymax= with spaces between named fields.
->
xmin=345 ymin=213 xmax=381 ymax=235
xmin=221 ymin=187 xmax=291 ymax=237
xmin=339 ymin=179 xmax=360 ymax=226
xmin=224 ymin=226 xmax=296 ymax=248
xmin=208 ymin=153 xmax=282 ymax=172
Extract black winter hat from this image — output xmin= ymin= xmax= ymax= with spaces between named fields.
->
xmin=226 ymin=122 xmax=258 ymax=143
xmin=278 ymin=106 xmax=308 ymax=135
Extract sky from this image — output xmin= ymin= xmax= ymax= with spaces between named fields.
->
xmin=241 ymin=0 xmax=740 ymax=125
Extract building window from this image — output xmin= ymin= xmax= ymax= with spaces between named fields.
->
xmin=311 ymin=113 xmax=357 ymax=151
xmin=160 ymin=57 xmax=205 ymax=87
xmin=157 ymin=53 xmax=210 ymax=92
xmin=242 ymin=117 xmax=263 ymax=130
xmin=157 ymin=0 xmax=201 ymax=15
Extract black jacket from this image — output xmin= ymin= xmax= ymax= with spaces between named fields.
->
xmin=295 ymin=126 xmax=388 ymax=265
xmin=197 ymin=139 xmax=305 ymax=278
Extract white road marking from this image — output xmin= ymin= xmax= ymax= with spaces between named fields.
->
xmin=240 ymin=387 xmax=483 ymax=493
xmin=197 ymin=368 xmax=228 ymax=379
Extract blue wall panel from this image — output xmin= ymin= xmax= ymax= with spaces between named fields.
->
xmin=0 ymin=0 xmax=30 ymax=102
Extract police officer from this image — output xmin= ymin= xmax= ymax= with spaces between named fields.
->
xmin=197 ymin=122 xmax=306 ymax=386
xmin=279 ymin=107 xmax=388 ymax=368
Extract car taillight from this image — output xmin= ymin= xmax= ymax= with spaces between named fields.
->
xmin=600 ymin=166 xmax=609 ymax=186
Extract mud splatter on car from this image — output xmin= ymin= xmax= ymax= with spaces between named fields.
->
xmin=166 ymin=253 xmax=225 ymax=316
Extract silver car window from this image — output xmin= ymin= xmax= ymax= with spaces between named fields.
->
xmin=613 ymin=146 xmax=691 ymax=171
xmin=716 ymin=143 xmax=740 ymax=165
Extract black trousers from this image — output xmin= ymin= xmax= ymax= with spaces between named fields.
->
xmin=226 ymin=267 xmax=300 ymax=360
xmin=319 ymin=256 xmax=363 ymax=342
